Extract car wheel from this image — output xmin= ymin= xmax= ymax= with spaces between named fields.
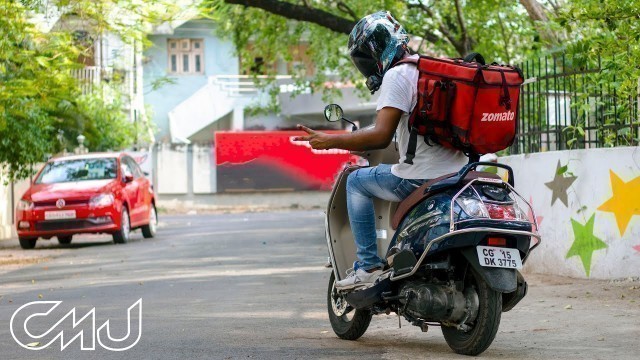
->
xmin=141 ymin=205 xmax=157 ymax=239
xmin=19 ymin=237 xmax=37 ymax=250
xmin=112 ymin=207 xmax=130 ymax=244
xmin=57 ymin=235 xmax=73 ymax=245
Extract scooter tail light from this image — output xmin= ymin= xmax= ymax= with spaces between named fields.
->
xmin=485 ymin=203 xmax=528 ymax=221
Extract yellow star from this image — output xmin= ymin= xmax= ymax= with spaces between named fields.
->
xmin=597 ymin=170 xmax=640 ymax=236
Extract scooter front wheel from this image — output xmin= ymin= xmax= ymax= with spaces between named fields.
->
xmin=442 ymin=267 xmax=502 ymax=355
xmin=327 ymin=272 xmax=372 ymax=340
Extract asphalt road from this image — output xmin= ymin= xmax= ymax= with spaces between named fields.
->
xmin=0 ymin=211 xmax=638 ymax=359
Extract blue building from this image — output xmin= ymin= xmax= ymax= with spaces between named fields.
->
xmin=143 ymin=18 xmax=379 ymax=145
xmin=144 ymin=19 xmax=240 ymax=144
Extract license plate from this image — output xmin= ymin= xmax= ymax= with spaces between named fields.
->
xmin=476 ymin=246 xmax=522 ymax=269
xmin=44 ymin=210 xmax=76 ymax=220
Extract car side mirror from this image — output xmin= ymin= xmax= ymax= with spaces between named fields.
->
xmin=124 ymin=174 xmax=134 ymax=183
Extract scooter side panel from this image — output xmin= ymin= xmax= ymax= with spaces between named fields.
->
xmin=327 ymin=167 xmax=359 ymax=281
xmin=326 ymin=167 xmax=399 ymax=280
xmin=326 ymin=143 xmax=400 ymax=280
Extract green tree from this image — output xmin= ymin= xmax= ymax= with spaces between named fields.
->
xmin=554 ymin=0 xmax=640 ymax=147
xmin=204 ymin=1 xmax=639 ymax=149
xmin=1 ymin=0 xmax=177 ymax=181
xmin=201 ymin=0 xmax=543 ymax=92
xmin=1 ymin=1 xmax=82 ymax=180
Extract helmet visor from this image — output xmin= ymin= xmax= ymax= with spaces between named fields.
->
xmin=350 ymin=49 xmax=379 ymax=78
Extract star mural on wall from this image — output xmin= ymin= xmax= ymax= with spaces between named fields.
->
xmin=597 ymin=170 xmax=640 ymax=236
xmin=545 ymin=160 xmax=577 ymax=207
xmin=566 ymin=214 xmax=608 ymax=277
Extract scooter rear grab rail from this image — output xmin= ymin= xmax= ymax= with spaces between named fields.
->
xmin=390 ymin=177 xmax=541 ymax=282
xmin=463 ymin=162 xmax=514 ymax=187
xmin=427 ymin=162 xmax=515 ymax=194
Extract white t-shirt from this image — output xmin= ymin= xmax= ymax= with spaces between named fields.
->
xmin=376 ymin=55 xmax=468 ymax=180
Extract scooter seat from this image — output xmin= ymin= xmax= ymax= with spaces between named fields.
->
xmin=391 ymin=171 xmax=502 ymax=229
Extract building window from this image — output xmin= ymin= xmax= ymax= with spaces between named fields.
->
xmin=167 ymin=38 xmax=204 ymax=75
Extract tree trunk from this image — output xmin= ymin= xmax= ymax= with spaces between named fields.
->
xmin=519 ymin=0 xmax=559 ymax=44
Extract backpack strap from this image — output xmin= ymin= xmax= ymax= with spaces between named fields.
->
xmin=394 ymin=56 xmax=419 ymax=67
xmin=404 ymin=121 xmax=419 ymax=165
xmin=395 ymin=56 xmax=419 ymax=165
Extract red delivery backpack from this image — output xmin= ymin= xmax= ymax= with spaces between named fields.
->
xmin=397 ymin=52 xmax=524 ymax=164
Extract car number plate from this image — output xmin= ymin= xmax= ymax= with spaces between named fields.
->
xmin=44 ymin=210 xmax=76 ymax=220
xmin=476 ymin=246 xmax=522 ymax=269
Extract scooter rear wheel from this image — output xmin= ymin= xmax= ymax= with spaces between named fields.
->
xmin=327 ymin=272 xmax=372 ymax=340
xmin=442 ymin=267 xmax=502 ymax=355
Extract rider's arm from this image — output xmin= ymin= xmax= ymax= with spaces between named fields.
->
xmin=294 ymin=107 xmax=403 ymax=151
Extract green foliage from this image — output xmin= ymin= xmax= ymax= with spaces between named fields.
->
xmin=1 ymin=0 xmax=175 ymax=181
xmin=201 ymin=0 xmax=539 ymax=100
xmin=204 ymin=0 xmax=638 ymax=152
xmin=406 ymin=0 xmax=538 ymax=62
xmin=56 ymin=88 xmax=136 ymax=152
xmin=556 ymin=163 xmax=568 ymax=175
xmin=1 ymin=1 xmax=80 ymax=179
xmin=556 ymin=0 xmax=640 ymax=148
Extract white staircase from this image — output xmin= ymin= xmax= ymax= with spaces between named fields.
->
xmin=168 ymin=75 xmax=293 ymax=143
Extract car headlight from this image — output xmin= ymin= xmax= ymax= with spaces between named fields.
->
xmin=89 ymin=193 xmax=115 ymax=208
xmin=17 ymin=199 xmax=34 ymax=211
xmin=456 ymin=197 xmax=489 ymax=218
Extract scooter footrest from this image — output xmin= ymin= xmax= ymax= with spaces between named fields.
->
xmin=344 ymin=277 xmax=391 ymax=309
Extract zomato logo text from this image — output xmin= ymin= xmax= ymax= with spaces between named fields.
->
xmin=481 ymin=111 xmax=515 ymax=122
xmin=10 ymin=299 xmax=142 ymax=351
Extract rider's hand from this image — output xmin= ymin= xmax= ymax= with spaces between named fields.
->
xmin=293 ymin=125 xmax=334 ymax=150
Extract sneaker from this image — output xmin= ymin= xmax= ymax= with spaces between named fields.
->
xmin=335 ymin=268 xmax=383 ymax=291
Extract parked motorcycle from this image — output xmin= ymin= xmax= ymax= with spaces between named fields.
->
xmin=323 ymin=104 xmax=541 ymax=356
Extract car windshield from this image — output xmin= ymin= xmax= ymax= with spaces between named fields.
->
xmin=36 ymin=158 xmax=118 ymax=184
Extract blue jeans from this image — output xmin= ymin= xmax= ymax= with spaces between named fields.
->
xmin=346 ymin=164 xmax=427 ymax=271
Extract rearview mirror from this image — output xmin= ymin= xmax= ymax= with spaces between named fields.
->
xmin=324 ymin=104 xmax=343 ymax=122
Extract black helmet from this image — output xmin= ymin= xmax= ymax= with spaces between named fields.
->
xmin=348 ymin=11 xmax=409 ymax=93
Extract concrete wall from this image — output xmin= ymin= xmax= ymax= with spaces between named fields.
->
xmin=500 ymin=147 xmax=640 ymax=279
xmin=156 ymin=144 xmax=189 ymax=194
xmin=144 ymin=20 xmax=238 ymax=141
xmin=154 ymin=143 xmax=216 ymax=195
xmin=0 ymin=172 xmax=14 ymax=240
xmin=0 ymin=172 xmax=35 ymax=240
xmin=192 ymin=144 xmax=216 ymax=194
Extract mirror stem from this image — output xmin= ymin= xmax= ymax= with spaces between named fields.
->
xmin=341 ymin=118 xmax=358 ymax=131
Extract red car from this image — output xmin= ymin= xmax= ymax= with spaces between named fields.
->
xmin=15 ymin=153 xmax=157 ymax=249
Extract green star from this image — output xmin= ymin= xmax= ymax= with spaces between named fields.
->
xmin=545 ymin=160 xmax=577 ymax=207
xmin=566 ymin=214 xmax=607 ymax=277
